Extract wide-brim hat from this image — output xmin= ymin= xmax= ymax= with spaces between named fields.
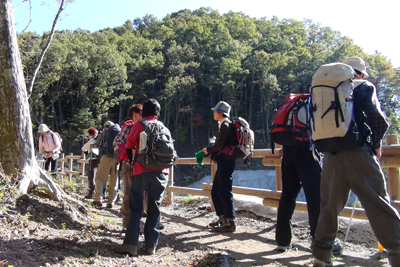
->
xmin=38 ymin=124 xmax=50 ymax=133
xmin=343 ymin=56 xmax=369 ymax=78
xmin=211 ymin=101 xmax=231 ymax=117
xmin=103 ymin=120 xmax=114 ymax=127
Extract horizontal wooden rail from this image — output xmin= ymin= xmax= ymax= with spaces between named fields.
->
xmin=382 ymin=145 xmax=400 ymax=156
xmin=166 ymin=186 xmax=211 ymax=196
xmin=262 ymin=198 xmax=368 ymax=220
xmin=64 ymin=170 xmax=80 ymax=176
xmin=262 ymin=157 xmax=282 ymax=167
xmin=380 ymin=156 xmax=400 ymax=167
xmin=201 ymin=183 xmax=282 ymax=199
xmin=60 ymin=136 xmax=399 ymax=221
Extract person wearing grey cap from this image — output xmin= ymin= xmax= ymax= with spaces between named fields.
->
xmin=37 ymin=124 xmax=61 ymax=175
xmin=91 ymin=120 xmax=121 ymax=209
xmin=312 ymin=57 xmax=400 ymax=267
xmin=199 ymin=101 xmax=240 ymax=232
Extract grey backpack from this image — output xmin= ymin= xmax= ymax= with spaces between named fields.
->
xmin=136 ymin=120 xmax=178 ymax=170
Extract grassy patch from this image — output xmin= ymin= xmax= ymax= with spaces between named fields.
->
xmin=182 ymin=194 xmax=204 ymax=205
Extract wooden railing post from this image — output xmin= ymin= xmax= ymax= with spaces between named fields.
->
xmin=60 ymin=153 xmax=65 ymax=182
xmin=274 ymin=144 xmax=282 ymax=191
xmin=167 ymin=166 xmax=174 ymax=204
xmin=80 ymin=152 xmax=86 ymax=184
xmin=210 ymin=161 xmax=217 ymax=212
xmin=386 ymin=135 xmax=400 ymax=200
xmin=68 ymin=153 xmax=73 ymax=183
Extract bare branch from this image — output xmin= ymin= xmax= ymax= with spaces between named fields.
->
xmin=27 ymin=0 xmax=66 ymax=97
xmin=20 ymin=0 xmax=32 ymax=33
xmin=13 ymin=0 xmax=28 ymax=10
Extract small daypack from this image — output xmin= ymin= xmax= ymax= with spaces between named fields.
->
xmin=136 ymin=120 xmax=178 ymax=170
xmin=270 ymin=93 xmax=310 ymax=147
xmin=113 ymin=121 xmax=134 ymax=162
xmin=104 ymin=124 xmax=121 ymax=158
xmin=232 ymin=117 xmax=254 ymax=163
xmin=309 ymin=62 xmax=366 ymax=152
xmin=87 ymin=136 xmax=98 ymax=159
xmin=42 ymin=131 xmax=63 ymax=152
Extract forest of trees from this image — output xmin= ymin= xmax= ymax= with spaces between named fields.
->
xmin=18 ymin=8 xmax=400 ymax=157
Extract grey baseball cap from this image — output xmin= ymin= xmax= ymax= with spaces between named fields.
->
xmin=211 ymin=101 xmax=231 ymax=117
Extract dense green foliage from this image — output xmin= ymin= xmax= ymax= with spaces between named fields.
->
xmin=19 ymin=8 xmax=400 ymax=155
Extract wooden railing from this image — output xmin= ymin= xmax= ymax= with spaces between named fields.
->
xmin=58 ymin=135 xmax=400 ymax=220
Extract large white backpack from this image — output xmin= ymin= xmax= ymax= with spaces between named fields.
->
xmin=310 ymin=62 xmax=366 ymax=152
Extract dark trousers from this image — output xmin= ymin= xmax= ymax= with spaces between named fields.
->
xmin=276 ymin=143 xmax=321 ymax=247
xmin=88 ymin=159 xmax=99 ymax=194
xmin=211 ymin=157 xmax=236 ymax=219
xmin=124 ymin=172 xmax=168 ymax=249
xmin=45 ymin=157 xmax=59 ymax=173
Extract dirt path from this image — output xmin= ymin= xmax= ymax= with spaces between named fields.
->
xmin=0 ymin=193 xmax=391 ymax=266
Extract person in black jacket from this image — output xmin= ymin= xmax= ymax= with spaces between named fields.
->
xmin=200 ymin=101 xmax=239 ymax=232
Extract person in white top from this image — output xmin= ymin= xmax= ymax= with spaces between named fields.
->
xmin=82 ymin=126 xmax=99 ymax=199
xmin=38 ymin=124 xmax=61 ymax=175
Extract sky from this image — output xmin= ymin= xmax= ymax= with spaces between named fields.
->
xmin=12 ymin=0 xmax=400 ymax=68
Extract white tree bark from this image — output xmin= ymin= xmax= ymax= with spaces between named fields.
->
xmin=0 ymin=0 xmax=87 ymax=216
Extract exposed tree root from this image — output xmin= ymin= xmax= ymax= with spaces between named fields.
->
xmin=17 ymin=166 xmax=88 ymax=221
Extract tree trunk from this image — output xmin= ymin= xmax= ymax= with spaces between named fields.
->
xmin=0 ymin=0 xmax=87 ymax=216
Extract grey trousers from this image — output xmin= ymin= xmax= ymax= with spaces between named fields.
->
xmin=312 ymin=145 xmax=400 ymax=266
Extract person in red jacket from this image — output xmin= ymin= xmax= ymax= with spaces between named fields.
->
xmin=115 ymin=99 xmax=168 ymax=256
xmin=113 ymin=104 xmax=143 ymax=230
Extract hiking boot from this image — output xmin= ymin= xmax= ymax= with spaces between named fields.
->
xmin=84 ymin=192 xmax=93 ymax=199
xmin=114 ymin=244 xmax=137 ymax=256
xmin=313 ymin=258 xmax=333 ymax=267
xmin=332 ymin=243 xmax=342 ymax=256
xmin=106 ymin=203 xmax=113 ymax=209
xmin=208 ymin=215 xmax=225 ymax=227
xmin=211 ymin=218 xmax=236 ymax=232
xmin=92 ymin=201 xmax=102 ymax=208
xmin=146 ymin=247 xmax=156 ymax=255
xmin=311 ymin=239 xmax=341 ymax=256
xmin=275 ymin=245 xmax=289 ymax=253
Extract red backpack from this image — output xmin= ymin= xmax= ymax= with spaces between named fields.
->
xmin=270 ymin=93 xmax=310 ymax=148
xmin=219 ymin=117 xmax=254 ymax=164
xmin=113 ymin=120 xmax=134 ymax=162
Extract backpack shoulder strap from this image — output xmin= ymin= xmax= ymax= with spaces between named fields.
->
xmin=139 ymin=120 xmax=150 ymax=131
xmin=49 ymin=131 xmax=56 ymax=145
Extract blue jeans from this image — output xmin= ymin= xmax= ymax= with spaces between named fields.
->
xmin=276 ymin=144 xmax=322 ymax=247
xmin=212 ymin=157 xmax=236 ymax=219
xmin=123 ymin=172 xmax=168 ymax=249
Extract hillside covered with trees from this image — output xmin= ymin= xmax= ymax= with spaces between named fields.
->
xmin=18 ymin=7 xmax=400 ymax=156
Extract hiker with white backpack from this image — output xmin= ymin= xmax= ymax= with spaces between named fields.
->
xmin=311 ymin=57 xmax=400 ymax=267
xmin=37 ymin=123 xmax=62 ymax=175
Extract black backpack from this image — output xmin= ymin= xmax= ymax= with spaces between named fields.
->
xmin=136 ymin=120 xmax=178 ymax=170
xmin=104 ymin=124 xmax=121 ymax=158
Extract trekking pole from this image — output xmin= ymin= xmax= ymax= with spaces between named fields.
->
xmin=341 ymin=195 xmax=358 ymax=255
